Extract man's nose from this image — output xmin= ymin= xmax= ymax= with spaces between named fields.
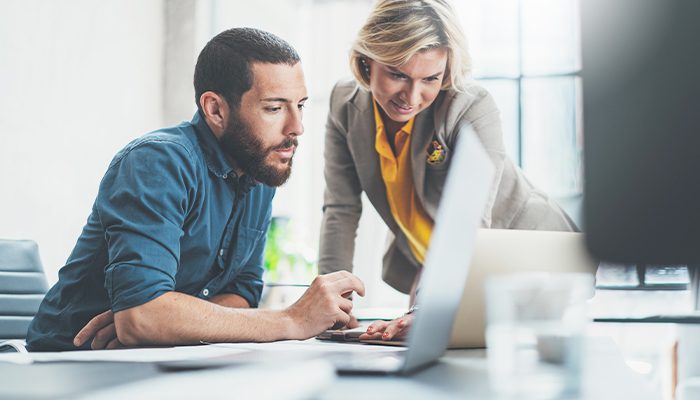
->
xmin=286 ymin=108 xmax=304 ymax=137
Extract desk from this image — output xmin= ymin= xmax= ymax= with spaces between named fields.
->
xmin=0 ymin=338 xmax=659 ymax=400
xmin=325 ymin=343 xmax=658 ymax=400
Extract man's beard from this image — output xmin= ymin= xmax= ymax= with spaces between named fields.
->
xmin=219 ymin=112 xmax=298 ymax=187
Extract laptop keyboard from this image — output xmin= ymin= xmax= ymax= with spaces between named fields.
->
xmin=596 ymin=262 xmax=690 ymax=290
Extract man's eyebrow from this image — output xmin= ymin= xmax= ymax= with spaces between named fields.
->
xmin=260 ymin=97 xmax=290 ymax=103
xmin=260 ymin=96 xmax=309 ymax=103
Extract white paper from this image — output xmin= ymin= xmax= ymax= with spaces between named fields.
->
xmin=0 ymin=344 xmax=251 ymax=364
xmin=207 ymin=338 xmax=408 ymax=353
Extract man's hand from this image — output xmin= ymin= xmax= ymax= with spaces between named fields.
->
xmin=73 ymin=310 xmax=125 ymax=350
xmin=342 ymin=313 xmax=360 ymax=329
xmin=75 ymin=272 xmax=364 ymax=347
xmin=283 ymin=271 xmax=365 ymax=339
xmin=358 ymin=314 xmax=414 ymax=341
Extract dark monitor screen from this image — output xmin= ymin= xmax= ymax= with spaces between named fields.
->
xmin=582 ymin=0 xmax=700 ymax=264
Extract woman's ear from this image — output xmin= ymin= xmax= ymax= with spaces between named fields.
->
xmin=361 ymin=58 xmax=371 ymax=77
xmin=199 ymin=91 xmax=229 ymax=136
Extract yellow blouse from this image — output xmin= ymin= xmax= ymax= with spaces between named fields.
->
xmin=373 ymin=99 xmax=434 ymax=263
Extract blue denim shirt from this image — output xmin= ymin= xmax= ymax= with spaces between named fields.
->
xmin=26 ymin=112 xmax=274 ymax=351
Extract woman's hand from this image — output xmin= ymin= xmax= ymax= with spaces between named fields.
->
xmin=358 ymin=314 xmax=414 ymax=341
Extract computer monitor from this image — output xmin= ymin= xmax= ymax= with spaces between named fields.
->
xmin=581 ymin=0 xmax=700 ymax=265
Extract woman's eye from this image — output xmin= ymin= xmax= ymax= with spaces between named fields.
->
xmin=425 ymin=76 xmax=439 ymax=82
xmin=391 ymin=73 xmax=406 ymax=80
xmin=298 ymin=103 xmax=306 ymax=110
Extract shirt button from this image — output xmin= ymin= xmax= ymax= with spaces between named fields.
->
xmin=202 ymin=288 xmax=209 ymax=296
xmin=219 ymin=249 xmax=224 ymax=257
xmin=222 ymin=173 xmax=228 ymax=179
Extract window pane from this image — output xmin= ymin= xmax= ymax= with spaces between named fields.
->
xmin=458 ymin=0 xmax=520 ymax=78
xmin=521 ymin=77 xmax=583 ymax=196
xmin=521 ymin=0 xmax=581 ymax=75
xmin=476 ymin=79 xmax=519 ymax=164
xmin=306 ymin=0 xmax=373 ymax=96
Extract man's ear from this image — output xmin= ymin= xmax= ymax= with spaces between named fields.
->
xmin=199 ymin=91 xmax=229 ymax=137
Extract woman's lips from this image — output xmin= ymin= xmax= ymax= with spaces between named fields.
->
xmin=390 ymin=99 xmax=415 ymax=115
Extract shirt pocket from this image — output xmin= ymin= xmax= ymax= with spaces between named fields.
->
xmin=231 ymin=224 xmax=266 ymax=267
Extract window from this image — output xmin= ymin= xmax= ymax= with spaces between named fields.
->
xmin=456 ymin=0 xmax=583 ymax=200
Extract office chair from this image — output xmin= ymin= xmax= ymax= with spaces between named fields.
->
xmin=0 ymin=239 xmax=49 ymax=352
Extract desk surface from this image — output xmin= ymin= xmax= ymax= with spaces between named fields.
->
xmin=0 ymin=339 xmax=659 ymax=400
xmin=325 ymin=344 xmax=658 ymax=400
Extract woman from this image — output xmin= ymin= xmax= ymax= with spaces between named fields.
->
xmin=318 ymin=0 xmax=576 ymax=340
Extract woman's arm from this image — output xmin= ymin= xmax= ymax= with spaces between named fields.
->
xmin=317 ymin=85 xmax=365 ymax=275
xmin=448 ymin=86 xmax=508 ymax=228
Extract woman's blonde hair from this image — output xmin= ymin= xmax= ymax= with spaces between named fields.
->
xmin=350 ymin=0 xmax=471 ymax=91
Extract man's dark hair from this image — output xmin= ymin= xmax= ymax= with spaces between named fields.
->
xmin=194 ymin=27 xmax=300 ymax=111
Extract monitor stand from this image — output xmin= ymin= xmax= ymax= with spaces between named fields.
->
xmin=690 ymin=267 xmax=700 ymax=312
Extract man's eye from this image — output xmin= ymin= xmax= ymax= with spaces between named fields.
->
xmin=265 ymin=107 xmax=282 ymax=112
xmin=298 ymin=103 xmax=306 ymax=110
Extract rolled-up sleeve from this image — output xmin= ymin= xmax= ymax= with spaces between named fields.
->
xmin=97 ymin=140 xmax=196 ymax=313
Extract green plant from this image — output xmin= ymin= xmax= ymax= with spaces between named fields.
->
xmin=263 ymin=216 xmax=316 ymax=283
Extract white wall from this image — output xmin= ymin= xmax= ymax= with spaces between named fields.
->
xmin=0 ymin=0 xmax=165 ymax=282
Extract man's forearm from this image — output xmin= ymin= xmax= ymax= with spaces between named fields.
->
xmin=114 ymin=292 xmax=295 ymax=346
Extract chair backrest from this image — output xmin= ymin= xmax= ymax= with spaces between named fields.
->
xmin=0 ymin=239 xmax=48 ymax=340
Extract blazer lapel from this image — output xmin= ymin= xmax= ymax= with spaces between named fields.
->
xmin=346 ymin=90 xmax=398 ymax=231
xmin=410 ymin=106 xmax=436 ymax=210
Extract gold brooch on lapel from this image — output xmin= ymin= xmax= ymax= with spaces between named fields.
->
xmin=427 ymin=139 xmax=446 ymax=164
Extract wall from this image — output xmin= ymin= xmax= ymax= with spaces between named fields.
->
xmin=0 ymin=0 xmax=165 ymax=282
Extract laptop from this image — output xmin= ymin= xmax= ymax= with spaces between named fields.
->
xmin=322 ymin=126 xmax=495 ymax=374
xmin=448 ymin=229 xmax=598 ymax=348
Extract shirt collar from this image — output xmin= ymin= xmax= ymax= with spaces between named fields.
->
xmin=372 ymin=97 xmax=415 ymax=137
xmin=191 ymin=111 xmax=258 ymax=194
xmin=372 ymin=98 xmax=415 ymax=160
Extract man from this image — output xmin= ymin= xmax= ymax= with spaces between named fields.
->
xmin=26 ymin=28 xmax=364 ymax=351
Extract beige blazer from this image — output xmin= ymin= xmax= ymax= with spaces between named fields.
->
xmin=318 ymin=79 xmax=576 ymax=293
